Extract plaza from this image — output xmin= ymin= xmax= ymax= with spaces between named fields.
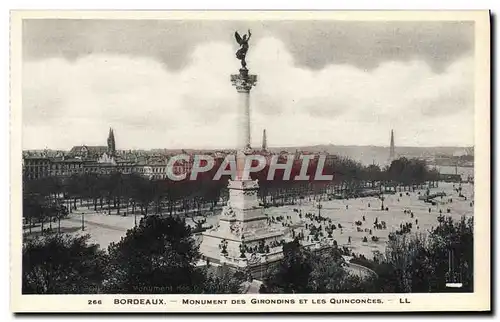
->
xmin=263 ymin=181 xmax=473 ymax=258
xmin=22 ymin=181 xmax=473 ymax=264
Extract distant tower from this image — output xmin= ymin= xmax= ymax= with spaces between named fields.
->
xmin=389 ymin=129 xmax=395 ymax=161
xmin=262 ymin=129 xmax=267 ymax=151
xmin=107 ymin=128 xmax=116 ymax=156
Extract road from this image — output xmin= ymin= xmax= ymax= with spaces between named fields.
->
xmin=65 ymin=216 xmax=128 ymax=232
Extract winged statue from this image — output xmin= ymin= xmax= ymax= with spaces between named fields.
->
xmin=235 ymin=30 xmax=252 ymax=69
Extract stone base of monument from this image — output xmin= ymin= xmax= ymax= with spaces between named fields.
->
xmin=199 ymin=178 xmax=288 ymax=276
xmin=200 ymin=234 xmax=332 ymax=279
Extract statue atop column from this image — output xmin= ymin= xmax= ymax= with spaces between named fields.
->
xmin=234 ymin=29 xmax=252 ymax=70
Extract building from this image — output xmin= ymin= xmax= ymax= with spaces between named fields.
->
xmin=49 ymin=157 xmax=87 ymax=177
xmin=23 ymin=157 xmax=51 ymax=180
xmin=68 ymin=145 xmax=108 ymax=159
xmin=436 ymin=165 xmax=474 ymax=183
xmin=22 ymin=128 xmax=200 ymax=181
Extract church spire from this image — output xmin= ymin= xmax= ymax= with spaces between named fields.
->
xmin=107 ymin=128 xmax=116 ymax=156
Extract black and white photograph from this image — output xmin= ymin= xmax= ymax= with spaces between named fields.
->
xmin=10 ymin=10 xmax=490 ymax=313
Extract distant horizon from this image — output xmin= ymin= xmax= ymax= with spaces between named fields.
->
xmin=23 ymin=143 xmax=474 ymax=152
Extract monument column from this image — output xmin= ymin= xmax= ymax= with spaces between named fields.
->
xmin=240 ymin=86 xmax=251 ymax=149
xmin=199 ymin=31 xmax=284 ymax=264
xmin=231 ymin=69 xmax=257 ymax=179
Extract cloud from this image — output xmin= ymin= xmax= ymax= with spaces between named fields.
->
xmin=23 ymin=20 xmax=474 ymax=72
xmin=22 ymin=37 xmax=474 ymax=150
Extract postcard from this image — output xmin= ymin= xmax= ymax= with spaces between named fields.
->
xmin=10 ymin=10 xmax=490 ymax=313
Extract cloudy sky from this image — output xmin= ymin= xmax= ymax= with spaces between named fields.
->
xmin=22 ymin=19 xmax=475 ymax=150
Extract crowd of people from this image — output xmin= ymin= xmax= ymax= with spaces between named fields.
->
xmin=219 ymin=180 xmax=474 ymax=268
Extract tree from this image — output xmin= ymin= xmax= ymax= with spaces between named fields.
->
xmin=376 ymin=215 xmax=473 ymax=293
xmin=23 ymin=234 xmax=108 ymax=294
xmin=23 ymin=195 xmax=43 ymax=234
xmin=309 ymin=248 xmax=352 ymax=292
xmin=428 ymin=215 xmax=473 ymax=292
xmin=54 ymin=203 xmax=69 ymax=233
xmin=105 ymin=215 xmax=245 ymax=294
xmin=65 ymin=174 xmax=84 ymax=212
xmin=386 ymin=157 xmax=431 ymax=190
xmin=260 ymin=239 xmax=313 ymax=293
xmin=105 ymin=215 xmax=203 ymax=294
xmin=131 ymin=176 xmax=155 ymax=216
xmin=260 ymin=241 xmax=375 ymax=294
xmin=365 ymin=164 xmax=382 ymax=188
xmin=200 ymin=264 xmax=245 ymax=294
xmin=382 ymin=232 xmax=432 ymax=292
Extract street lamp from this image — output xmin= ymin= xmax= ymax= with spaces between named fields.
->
xmin=81 ymin=212 xmax=85 ymax=231
xmin=380 ymin=195 xmax=385 ymax=210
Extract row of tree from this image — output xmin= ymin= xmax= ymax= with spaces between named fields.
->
xmin=23 ymin=156 xmax=441 ymax=225
xmin=252 ymin=156 xmax=439 ymax=204
xmin=23 ymin=172 xmax=226 ymax=232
